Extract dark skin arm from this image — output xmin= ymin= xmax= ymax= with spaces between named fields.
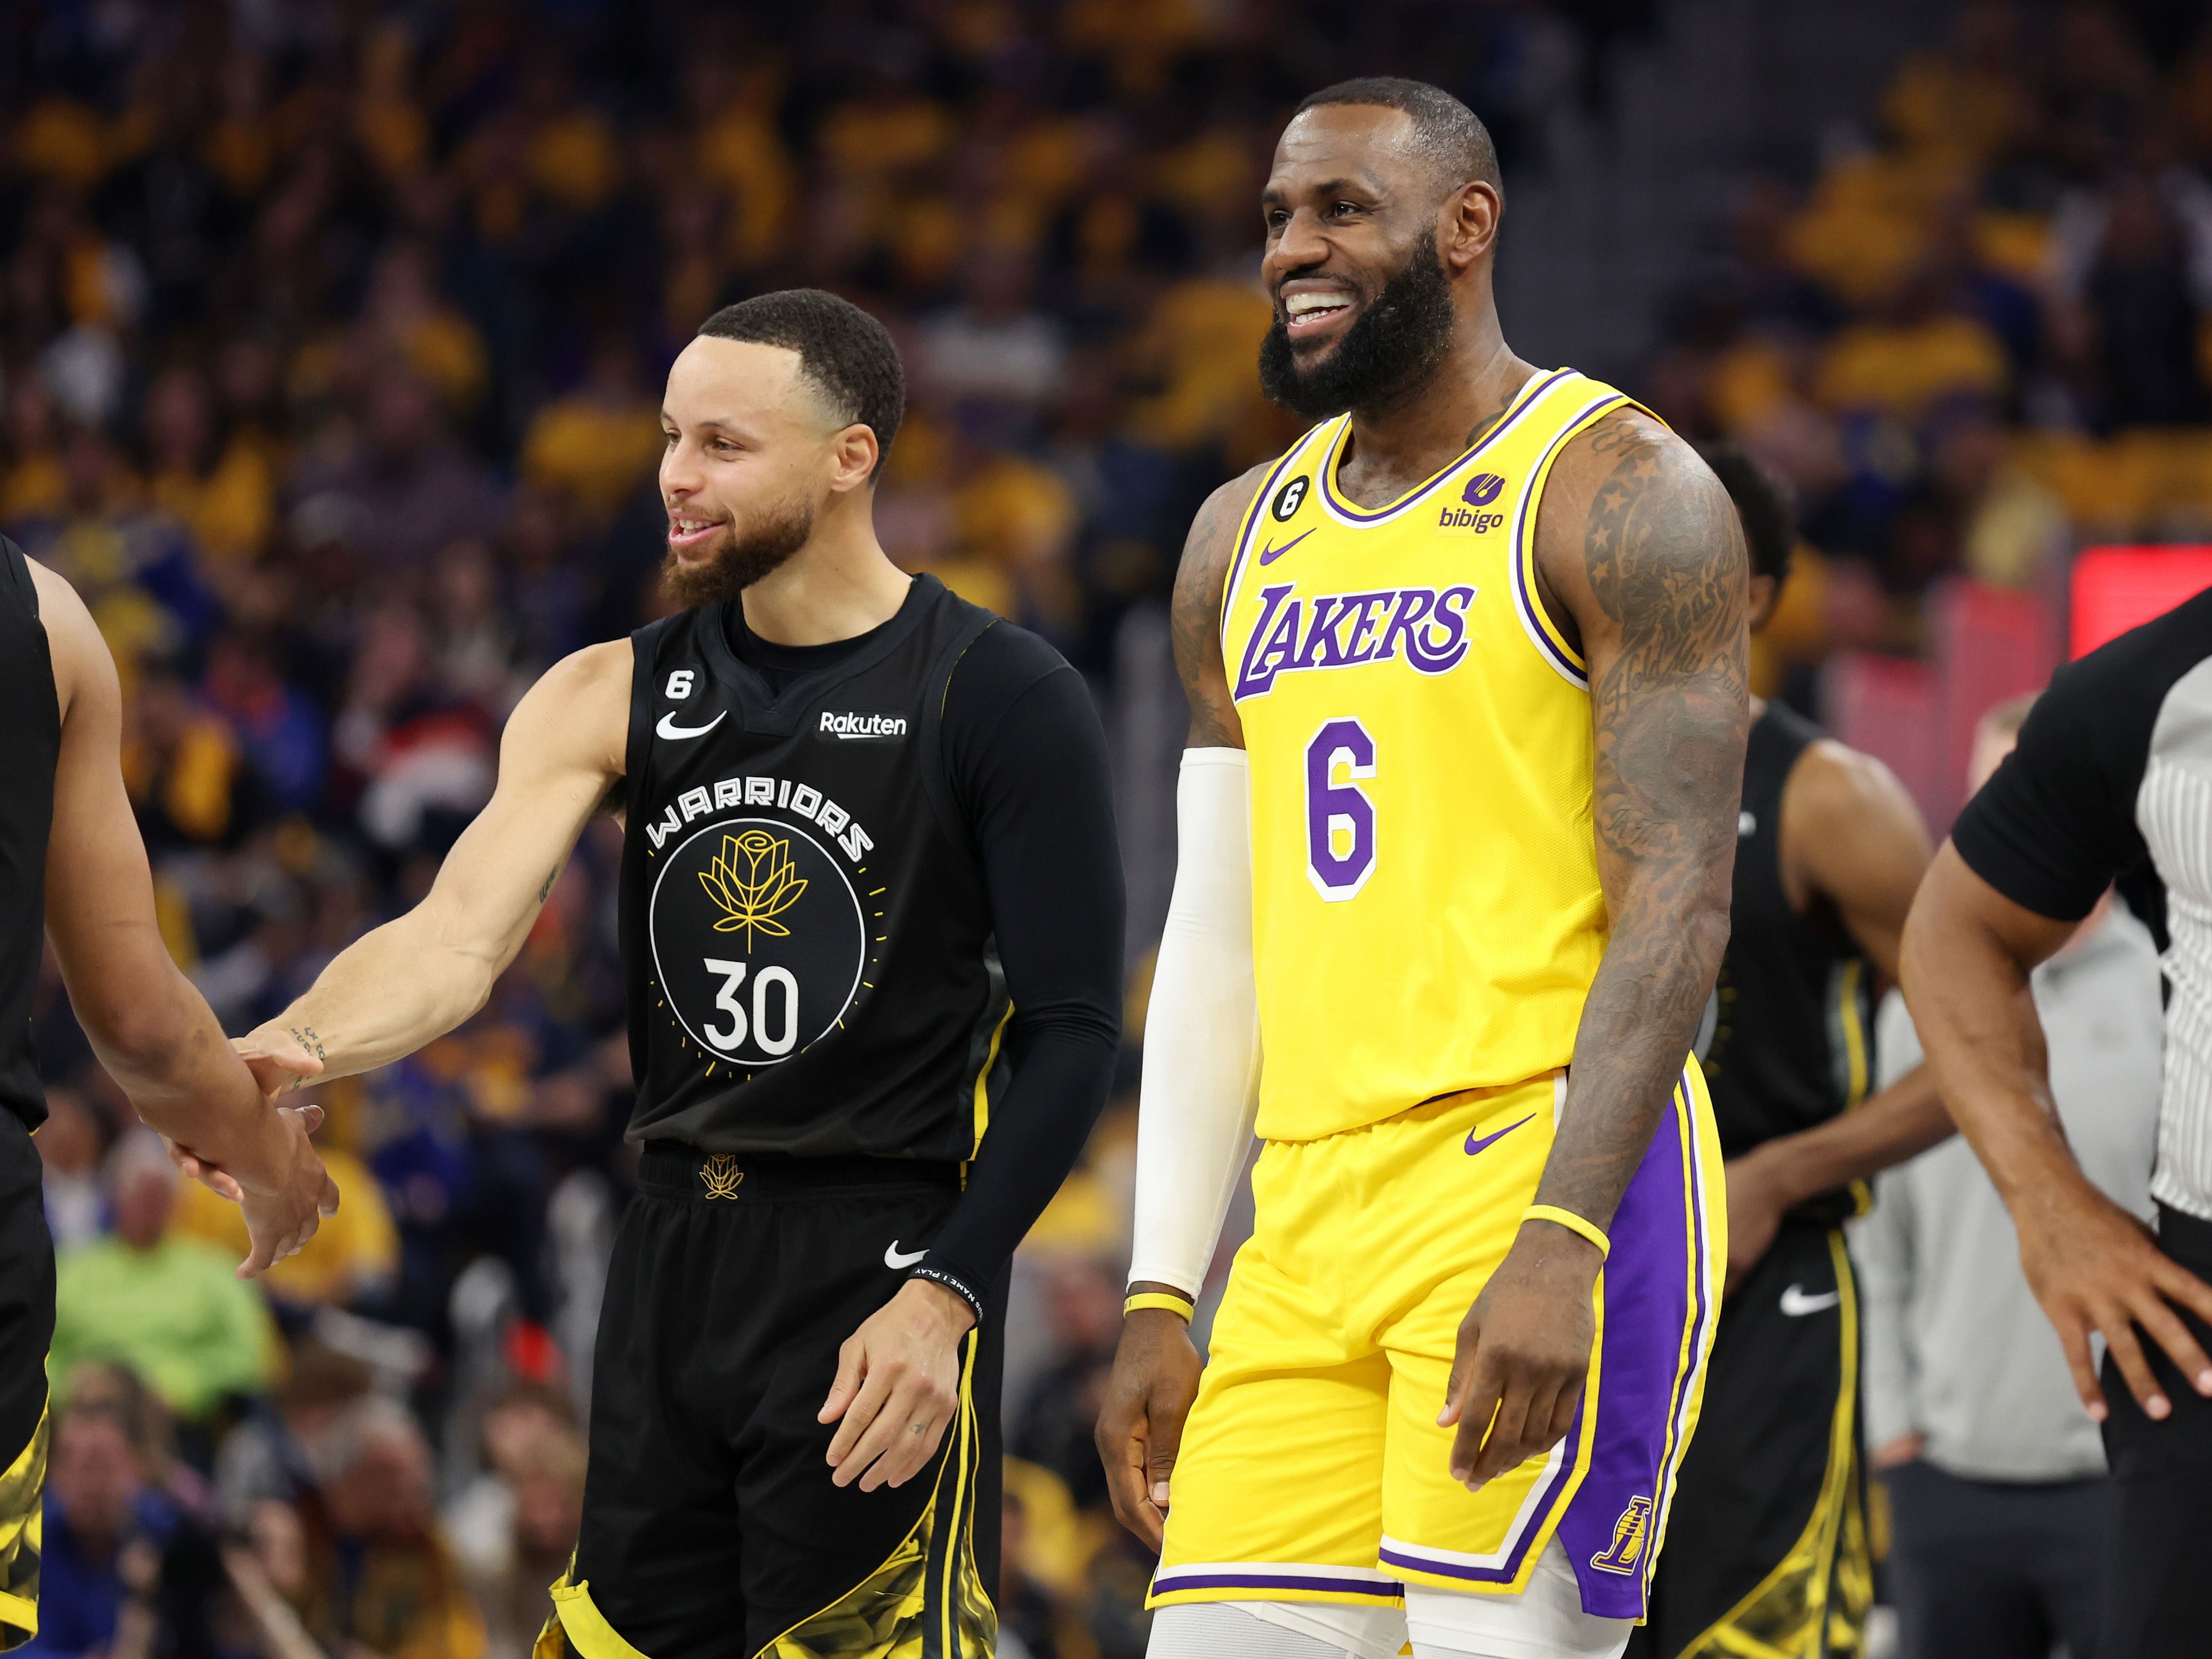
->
xmin=1722 ymin=733 xmax=1945 ymax=1293
xmin=1902 ymin=845 xmax=2212 ymax=1422
xmin=1093 ymin=463 xmax=1265 ymax=1552
xmin=30 ymin=561 xmax=337 ymax=1277
xmin=1440 ymin=408 xmax=1749 ymax=1490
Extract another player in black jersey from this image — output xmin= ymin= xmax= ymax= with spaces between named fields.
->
xmin=227 ymin=291 xmax=1124 ymax=1659
xmin=0 ymin=540 xmax=335 ymax=1653
xmin=1626 ymin=454 xmax=1947 ymax=1659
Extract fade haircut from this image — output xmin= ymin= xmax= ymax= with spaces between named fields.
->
xmin=697 ymin=290 xmax=904 ymax=480
xmin=1703 ymin=444 xmax=1795 ymax=587
xmin=1293 ymin=77 xmax=1503 ymax=200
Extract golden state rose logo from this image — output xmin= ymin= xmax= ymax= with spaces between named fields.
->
xmin=648 ymin=816 xmax=868 ymax=1072
xmin=699 ymin=830 xmax=807 ymax=947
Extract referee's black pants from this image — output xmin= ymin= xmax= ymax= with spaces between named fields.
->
xmin=2098 ymin=1202 xmax=2212 ymax=1659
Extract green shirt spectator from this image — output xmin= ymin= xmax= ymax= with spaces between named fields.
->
xmin=51 ymin=1133 xmax=277 ymax=1423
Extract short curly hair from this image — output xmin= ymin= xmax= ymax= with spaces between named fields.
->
xmin=697 ymin=290 xmax=904 ymax=480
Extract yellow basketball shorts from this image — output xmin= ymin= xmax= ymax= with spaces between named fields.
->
xmin=1152 ymin=1063 xmax=1725 ymax=1623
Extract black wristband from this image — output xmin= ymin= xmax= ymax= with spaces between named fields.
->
xmin=907 ymin=1263 xmax=984 ymax=1326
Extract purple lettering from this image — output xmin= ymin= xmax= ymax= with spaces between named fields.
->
xmin=1233 ymin=584 xmax=1302 ymax=699
xmin=1338 ymin=592 xmax=1392 ymax=664
xmin=1293 ymin=594 xmax=1351 ymax=669
xmin=1405 ymin=585 xmax=1475 ymax=673
xmin=1374 ymin=588 xmax=1437 ymax=663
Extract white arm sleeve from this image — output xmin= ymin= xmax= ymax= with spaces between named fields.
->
xmin=1128 ymin=748 xmax=1262 ymax=1299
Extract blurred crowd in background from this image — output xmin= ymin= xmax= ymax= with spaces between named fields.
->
xmin=4 ymin=0 xmax=2211 ymax=1657
xmin=1651 ymin=0 xmax=2212 ymax=706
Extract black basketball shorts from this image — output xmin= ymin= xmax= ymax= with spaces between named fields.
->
xmin=0 ymin=1112 xmax=53 ymax=1653
xmin=541 ymin=1144 xmax=1003 ymax=1659
xmin=1626 ymin=1222 xmax=1870 ymax=1659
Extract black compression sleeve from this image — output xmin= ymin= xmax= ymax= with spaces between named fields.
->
xmin=915 ymin=626 xmax=1124 ymax=1307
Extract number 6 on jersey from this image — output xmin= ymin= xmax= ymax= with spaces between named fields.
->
xmin=1306 ymin=718 xmax=1376 ymax=900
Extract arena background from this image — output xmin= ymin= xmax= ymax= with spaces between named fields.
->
xmin=5 ymin=1 xmax=2211 ymax=1656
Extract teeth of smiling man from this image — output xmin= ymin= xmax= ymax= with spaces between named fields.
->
xmin=1285 ymin=292 xmax=1351 ymax=318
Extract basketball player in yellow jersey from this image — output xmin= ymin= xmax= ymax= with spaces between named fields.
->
xmin=1095 ymin=79 xmax=1749 ymax=1659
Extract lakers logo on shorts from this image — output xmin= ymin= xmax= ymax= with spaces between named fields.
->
xmin=649 ymin=816 xmax=868 ymax=1075
xmin=1590 ymin=1495 xmax=1654 ymax=1576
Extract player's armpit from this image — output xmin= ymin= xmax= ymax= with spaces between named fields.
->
xmin=1170 ymin=465 xmax=1271 ymax=750
xmin=243 ymin=640 xmax=632 ymax=1086
xmin=1782 ymin=739 xmax=1933 ymax=981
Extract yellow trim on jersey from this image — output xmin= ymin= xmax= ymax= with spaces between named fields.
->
xmin=970 ymin=1002 xmax=1012 ymax=1158
xmin=1836 ymin=959 xmax=1869 ymax=1109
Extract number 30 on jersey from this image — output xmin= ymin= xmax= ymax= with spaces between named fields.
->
xmin=1306 ymin=718 xmax=1376 ymax=901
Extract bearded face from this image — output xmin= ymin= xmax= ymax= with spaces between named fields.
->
xmin=660 ymin=492 xmax=817 ymax=610
xmin=1259 ymin=227 xmax=1457 ymax=421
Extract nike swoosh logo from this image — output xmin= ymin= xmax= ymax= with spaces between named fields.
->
xmin=1258 ymin=529 xmax=1313 ymax=566
xmin=1464 ymin=1114 xmax=1535 ymax=1156
xmin=1779 ymin=1285 xmax=1841 ymax=1317
xmin=884 ymin=1241 xmax=928 ymax=1270
xmin=656 ymin=710 xmax=727 ymax=741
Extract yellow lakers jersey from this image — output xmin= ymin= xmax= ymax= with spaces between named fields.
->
xmin=1221 ymin=368 xmax=1638 ymax=1142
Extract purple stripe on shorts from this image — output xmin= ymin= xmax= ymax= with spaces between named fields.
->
xmin=1153 ymin=1571 xmax=1404 ymax=1599
xmin=1552 ymin=1071 xmax=1706 ymax=1621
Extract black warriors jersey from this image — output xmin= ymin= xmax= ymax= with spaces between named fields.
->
xmin=1698 ymin=701 xmax=1875 ymax=1222
xmin=0 ymin=541 xmax=56 ymax=1130
xmin=618 ymin=576 xmax=1012 ymax=1159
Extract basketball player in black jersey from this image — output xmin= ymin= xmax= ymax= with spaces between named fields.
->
xmin=217 ymin=291 xmax=1124 ymax=1659
xmin=0 ymin=540 xmax=336 ymax=1652
xmin=1624 ymin=455 xmax=1948 ymax=1658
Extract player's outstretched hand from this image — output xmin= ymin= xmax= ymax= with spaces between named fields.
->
xmin=1094 ymin=1300 xmax=1202 ymax=1551
xmin=232 ymin=1103 xmax=341 ymax=1281
xmin=1440 ymin=1221 xmax=1602 ymax=1491
xmin=165 ymin=1102 xmax=326 ymax=1202
xmin=232 ymin=1026 xmax=326 ymax=1099
xmin=2014 ymin=1168 xmax=2212 ymax=1424
xmin=820 ymin=1279 xmax=975 ymax=1493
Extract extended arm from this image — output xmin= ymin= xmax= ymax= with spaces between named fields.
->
xmin=239 ymin=642 xmax=630 ymax=1086
xmin=1903 ymin=845 xmax=2212 ymax=1420
xmin=1097 ymin=464 xmax=1267 ymax=1548
xmin=1725 ymin=741 xmax=1945 ymax=1288
xmin=31 ymin=559 xmax=334 ymax=1275
xmin=1442 ymin=410 xmax=1749 ymax=1488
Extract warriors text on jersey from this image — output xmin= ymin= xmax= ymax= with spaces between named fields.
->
xmin=1221 ymin=368 xmax=1637 ymax=1138
xmin=619 ymin=574 xmax=1011 ymax=1159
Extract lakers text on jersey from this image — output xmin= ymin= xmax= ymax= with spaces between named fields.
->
xmin=1220 ymin=368 xmax=1631 ymax=1143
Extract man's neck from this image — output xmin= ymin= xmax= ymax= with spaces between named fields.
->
xmin=1336 ymin=317 xmax=1534 ymax=509
xmin=739 ymin=508 xmax=913 ymax=647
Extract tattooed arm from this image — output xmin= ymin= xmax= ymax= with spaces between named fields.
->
xmin=233 ymin=641 xmax=631 ymax=1094
xmin=1440 ymin=408 xmax=1749 ymax=1489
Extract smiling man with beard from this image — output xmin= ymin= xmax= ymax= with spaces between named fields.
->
xmin=1095 ymin=79 xmax=1749 ymax=1659
xmin=219 ymin=290 xmax=1126 ymax=1659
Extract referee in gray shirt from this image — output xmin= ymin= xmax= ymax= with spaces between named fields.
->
xmin=1859 ymin=689 xmax=2164 ymax=1658
xmin=1903 ymin=590 xmax=2212 ymax=1659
